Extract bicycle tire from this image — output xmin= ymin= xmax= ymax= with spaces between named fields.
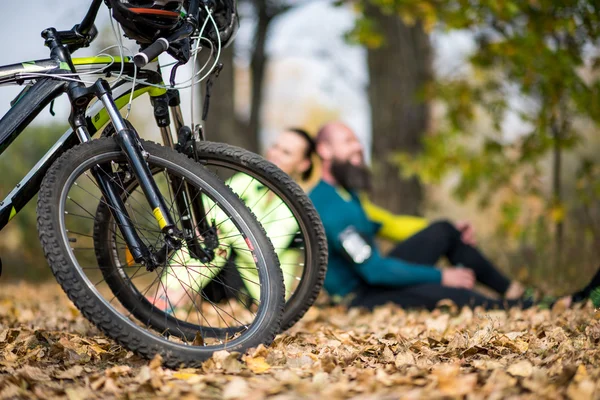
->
xmin=37 ymin=137 xmax=284 ymax=367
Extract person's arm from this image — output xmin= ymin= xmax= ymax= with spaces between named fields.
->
xmin=361 ymin=195 xmax=428 ymax=242
xmin=326 ymin=222 xmax=441 ymax=288
xmin=354 ymin=251 xmax=441 ymax=287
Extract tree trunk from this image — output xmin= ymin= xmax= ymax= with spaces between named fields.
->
xmin=201 ymin=44 xmax=252 ymax=150
xmin=366 ymin=6 xmax=431 ymax=215
xmin=248 ymin=0 xmax=272 ymax=153
xmin=551 ymin=104 xmax=565 ymax=270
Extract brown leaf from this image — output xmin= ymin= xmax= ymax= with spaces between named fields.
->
xmin=425 ymin=314 xmax=449 ymax=334
xmin=149 ymin=353 xmax=163 ymax=370
xmin=105 ymin=365 xmax=131 ymax=378
xmin=4 ymin=282 xmax=600 ymax=399
xmin=65 ymin=387 xmax=94 ymax=400
xmin=394 ymin=351 xmax=416 ymax=368
xmin=470 ymin=359 xmax=503 ymax=371
xmin=212 ymin=350 xmax=243 ymax=374
xmin=17 ymin=366 xmax=51 ymax=382
xmin=551 ymin=296 xmax=571 ymax=314
xmin=432 ymin=364 xmax=477 ymax=396
xmin=55 ymin=366 xmax=84 ymax=380
xmin=482 ymin=369 xmax=517 ymax=393
xmin=567 ymin=379 xmax=595 ymax=400
xmin=102 ymin=377 xmax=120 ymax=393
xmin=192 ymin=331 xmax=204 ymax=346
xmin=223 ymin=377 xmax=250 ymax=399
xmin=249 ymin=344 xmax=270 ymax=358
xmin=381 ymin=346 xmax=395 ymax=363
xmin=245 ymin=356 xmax=271 ymax=374
xmin=507 ymin=360 xmax=533 ymax=377
xmin=135 ymin=366 xmax=152 ymax=384
xmin=315 ymin=354 xmax=336 ymax=373
xmin=447 ymin=333 xmax=469 ymax=351
xmin=90 ymin=376 xmax=106 ymax=391
xmin=572 ymin=364 xmax=589 ymax=383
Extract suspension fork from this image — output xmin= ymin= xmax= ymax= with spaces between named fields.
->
xmin=151 ymin=91 xmax=216 ymax=262
xmin=70 ymin=79 xmax=182 ymax=269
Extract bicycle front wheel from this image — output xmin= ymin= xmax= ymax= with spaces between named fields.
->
xmin=37 ymin=137 xmax=284 ymax=368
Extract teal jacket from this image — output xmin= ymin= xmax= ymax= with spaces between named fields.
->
xmin=309 ymin=180 xmax=442 ymax=298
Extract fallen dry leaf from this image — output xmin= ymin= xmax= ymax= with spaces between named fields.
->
xmin=0 ymin=282 xmax=599 ymax=399
xmin=223 ymin=377 xmax=250 ymax=399
xmin=507 ymin=360 xmax=534 ymax=377
xmin=244 ymin=356 xmax=271 ymax=374
xmin=567 ymin=379 xmax=595 ymax=400
xmin=55 ymin=366 xmax=84 ymax=380
xmin=149 ymin=354 xmax=163 ymax=370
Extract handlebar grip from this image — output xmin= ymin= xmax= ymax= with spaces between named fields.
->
xmin=133 ymin=38 xmax=169 ymax=68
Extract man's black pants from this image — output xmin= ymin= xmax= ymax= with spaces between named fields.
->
xmin=350 ymin=221 xmax=531 ymax=310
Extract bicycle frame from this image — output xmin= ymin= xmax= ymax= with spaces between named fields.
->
xmin=0 ymin=57 xmax=167 ymax=230
xmin=0 ymin=52 xmax=218 ymax=264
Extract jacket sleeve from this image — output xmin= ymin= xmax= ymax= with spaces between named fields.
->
xmin=361 ymin=195 xmax=429 ymax=242
xmin=326 ymin=218 xmax=442 ymax=288
xmin=353 ymin=252 xmax=442 ymax=287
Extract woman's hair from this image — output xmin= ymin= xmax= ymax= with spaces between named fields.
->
xmin=286 ymin=128 xmax=315 ymax=181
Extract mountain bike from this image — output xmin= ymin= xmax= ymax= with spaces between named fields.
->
xmin=0 ymin=0 xmax=286 ymax=367
xmin=92 ymin=81 xmax=328 ymax=333
xmin=67 ymin=2 xmax=328 ymax=332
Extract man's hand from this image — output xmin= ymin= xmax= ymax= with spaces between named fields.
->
xmin=456 ymin=220 xmax=476 ymax=246
xmin=441 ymin=267 xmax=475 ymax=289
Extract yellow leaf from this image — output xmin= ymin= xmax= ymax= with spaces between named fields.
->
xmin=245 ymin=356 xmax=271 ymax=374
xmin=567 ymin=379 xmax=595 ymax=400
xmin=172 ymin=372 xmax=199 ymax=380
xmin=550 ymin=205 xmax=565 ymax=222
xmin=573 ymin=364 xmax=588 ymax=383
xmin=89 ymin=344 xmax=106 ymax=354
xmin=68 ymin=305 xmax=80 ymax=319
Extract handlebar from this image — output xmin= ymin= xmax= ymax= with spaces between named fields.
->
xmin=133 ymin=16 xmax=198 ymax=68
xmin=134 ymin=38 xmax=170 ymax=68
xmin=132 ymin=1 xmax=217 ymax=68
xmin=79 ymin=0 xmax=104 ymax=36
xmin=45 ymin=0 xmax=103 ymax=53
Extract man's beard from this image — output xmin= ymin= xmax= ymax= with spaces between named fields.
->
xmin=331 ymin=159 xmax=371 ymax=192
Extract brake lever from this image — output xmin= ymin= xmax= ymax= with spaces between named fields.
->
xmin=169 ymin=62 xmax=184 ymax=87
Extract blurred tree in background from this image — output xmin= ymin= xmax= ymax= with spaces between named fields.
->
xmin=349 ymin=2 xmax=431 ymax=215
xmin=202 ymin=0 xmax=292 ymax=152
xmin=351 ymin=0 xmax=600 ymax=290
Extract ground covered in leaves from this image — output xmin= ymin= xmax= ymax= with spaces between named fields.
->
xmin=0 ymin=283 xmax=600 ymax=399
